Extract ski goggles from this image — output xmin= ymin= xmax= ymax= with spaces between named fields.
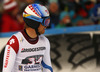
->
xmin=23 ymin=14 xmax=50 ymax=27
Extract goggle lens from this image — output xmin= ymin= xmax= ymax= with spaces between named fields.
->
xmin=44 ymin=18 xmax=50 ymax=27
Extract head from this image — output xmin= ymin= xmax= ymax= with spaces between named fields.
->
xmin=49 ymin=2 xmax=59 ymax=13
xmin=60 ymin=11 xmax=71 ymax=24
xmin=23 ymin=3 xmax=50 ymax=35
xmin=85 ymin=1 xmax=94 ymax=10
xmin=25 ymin=0 xmax=35 ymax=4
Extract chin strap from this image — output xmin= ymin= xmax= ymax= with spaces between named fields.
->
xmin=35 ymin=28 xmax=40 ymax=35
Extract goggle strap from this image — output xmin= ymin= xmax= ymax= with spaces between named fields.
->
xmin=25 ymin=15 xmax=43 ymax=23
xmin=25 ymin=15 xmax=50 ymax=27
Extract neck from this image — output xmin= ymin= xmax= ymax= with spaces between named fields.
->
xmin=25 ymin=28 xmax=37 ymax=38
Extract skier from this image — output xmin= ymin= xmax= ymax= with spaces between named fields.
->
xmin=2 ymin=3 xmax=53 ymax=72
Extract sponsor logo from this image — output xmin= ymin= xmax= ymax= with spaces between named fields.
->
xmin=24 ymin=65 xmax=41 ymax=71
xmin=21 ymin=47 xmax=46 ymax=53
xmin=9 ymin=39 xmax=15 ymax=44
xmin=19 ymin=65 xmax=23 ymax=71
xmin=18 ymin=65 xmax=41 ymax=71
xmin=4 ymin=46 xmax=10 ymax=68
xmin=20 ymin=37 xmax=24 ymax=42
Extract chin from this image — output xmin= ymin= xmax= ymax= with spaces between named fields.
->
xmin=39 ymin=31 xmax=45 ymax=34
xmin=38 ymin=29 xmax=45 ymax=34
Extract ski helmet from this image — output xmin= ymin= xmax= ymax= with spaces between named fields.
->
xmin=23 ymin=3 xmax=50 ymax=29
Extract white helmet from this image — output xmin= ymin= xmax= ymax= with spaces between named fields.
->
xmin=23 ymin=3 xmax=50 ymax=29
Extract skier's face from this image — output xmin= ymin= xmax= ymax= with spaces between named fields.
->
xmin=38 ymin=24 xmax=47 ymax=34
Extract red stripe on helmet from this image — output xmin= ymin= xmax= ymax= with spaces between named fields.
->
xmin=28 ymin=5 xmax=40 ymax=17
xmin=24 ymin=11 xmax=28 ymax=14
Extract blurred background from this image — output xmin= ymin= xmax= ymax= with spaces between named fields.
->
xmin=0 ymin=0 xmax=100 ymax=31
xmin=0 ymin=0 xmax=100 ymax=72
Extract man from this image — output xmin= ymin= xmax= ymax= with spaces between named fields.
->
xmin=1 ymin=0 xmax=24 ymax=32
xmin=2 ymin=3 xmax=53 ymax=72
xmin=91 ymin=1 xmax=100 ymax=24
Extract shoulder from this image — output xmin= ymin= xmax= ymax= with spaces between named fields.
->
xmin=7 ymin=35 xmax=19 ymax=54
xmin=14 ymin=31 xmax=22 ymax=37
xmin=7 ymin=31 xmax=22 ymax=53
xmin=13 ymin=31 xmax=24 ymax=42
xmin=39 ymin=35 xmax=50 ymax=46
xmin=7 ymin=35 xmax=18 ymax=45
xmin=39 ymin=35 xmax=49 ymax=42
